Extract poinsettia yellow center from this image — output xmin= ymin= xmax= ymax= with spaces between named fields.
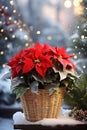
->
xmin=34 ymin=59 xmax=40 ymax=64
xmin=59 ymin=56 xmax=62 ymax=58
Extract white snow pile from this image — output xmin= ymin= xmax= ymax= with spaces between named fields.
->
xmin=13 ymin=110 xmax=84 ymax=126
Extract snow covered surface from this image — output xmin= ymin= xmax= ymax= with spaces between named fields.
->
xmin=13 ymin=111 xmax=84 ymax=126
xmin=0 ymin=101 xmax=22 ymax=109
xmin=0 ymin=67 xmax=11 ymax=93
xmin=0 ymin=118 xmax=13 ymax=130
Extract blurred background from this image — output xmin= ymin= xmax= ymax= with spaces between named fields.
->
xmin=0 ymin=0 xmax=87 ymax=117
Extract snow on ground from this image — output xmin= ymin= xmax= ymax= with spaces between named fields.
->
xmin=13 ymin=110 xmax=84 ymax=126
xmin=0 ymin=118 xmax=13 ymax=130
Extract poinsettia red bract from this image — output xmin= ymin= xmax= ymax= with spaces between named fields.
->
xmin=23 ymin=43 xmax=52 ymax=77
xmin=54 ymin=47 xmax=76 ymax=70
xmin=7 ymin=42 xmax=76 ymax=79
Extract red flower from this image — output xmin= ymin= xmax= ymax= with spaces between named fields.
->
xmin=54 ymin=47 xmax=76 ymax=69
xmin=8 ymin=49 xmax=28 ymax=78
xmin=8 ymin=42 xmax=76 ymax=79
xmin=23 ymin=43 xmax=52 ymax=77
xmin=42 ymin=43 xmax=56 ymax=56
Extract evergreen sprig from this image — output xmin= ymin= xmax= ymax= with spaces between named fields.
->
xmin=64 ymin=73 xmax=87 ymax=110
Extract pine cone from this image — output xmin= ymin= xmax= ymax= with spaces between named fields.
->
xmin=74 ymin=109 xmax=85 ymax=121
xmin=84 ymin=110 xmax=87 ymax=121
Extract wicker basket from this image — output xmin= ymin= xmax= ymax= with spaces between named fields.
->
xmin=21 ymin=87 xmax=65 ymax=122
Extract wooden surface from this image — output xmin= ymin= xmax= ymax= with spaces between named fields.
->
xmin=14 ymin=124 xmax=87 ymax=130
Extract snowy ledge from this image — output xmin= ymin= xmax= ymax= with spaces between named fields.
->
xmin=13 ymin=112 xmax=85 ymax=126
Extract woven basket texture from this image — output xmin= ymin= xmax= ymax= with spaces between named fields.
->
xmin=21 ymin=87 xmax=65 ymax=122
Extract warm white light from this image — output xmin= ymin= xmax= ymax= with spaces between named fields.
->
xmin=2 ymin=6 xmax=4 ymax=9
xmin=0 ymin=51 xmax=4 ymax=55
xmin=2 ymin=13 xmax=4 ymax=16
xmin=36 ymin=31 xmax=40 ymax=34
xmin=1 ymin=29 xmax=4 ymax=32
xmin=13 ymin=10 xmax=16 ymax=13
xmin=10 ymin=1 xmax=14 ymax=6
xmin=47 ymin=36 xmax=52 ymax=40
xmin=77 ymin=26 xmax=79 ymax=29
xmin=7 ymin=44 xmax=11 ymax=48
xmin=64 ymin=0 xmax=72 ymax=8
xmin=12 ymin=35 xmax=16 ymax=38
xmin=4 ymin=37 xmax=8 ymax=40
xmin=81 ymin=35 xmax=84 ymax=39
xmin=74 ymin=55 xmax=77 ymax=59
xmin=25 ymin=43 xmax=29 ymax=47
xmin=83 ymin=65 xmax=86 ymax=69
xmin=0 ymin=21 xmax=2 ymax=24
xmin=78 ymin=52 xmax=81 ymax=54
xmin=74 ymin=0 xmax=83 ymax=15
xmin=19 ymin=28 xmax=23 ymax=31
xmin=5 ymin=7 xmax=8 ymax=10
xmin=9 ymin=17 xmax=12 ymax=20
xmin=24 ymin=35 xmax=28 ymax=40
xmin=9 ymin=28 xmax=13 ymax=32
xmin=84 ymin=29 xmax=87 ymax=31
xmin=75 ymin=46 xmax=77 ymax=49
xmin=2 ymin=64 xmax=6 ymax=68
xmin=73 ymin=0 xmax=80 ymax=7
xmin=14 ymin=20 xmax=17 ymax=24
xmin=73 ymin=39 xmax=76 ymax=42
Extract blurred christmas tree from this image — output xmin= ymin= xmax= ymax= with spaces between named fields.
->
xmin=64 ymin=1 xmax=87 ymax=121
xmin=64 ymin=73 xmax=87 ymax=111
xmin=71 ymin=0 xmax=87 ymax=74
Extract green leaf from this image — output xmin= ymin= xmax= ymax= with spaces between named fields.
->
xmin=44 ymin=83 xmax=60 ymax=95
xmin=16 ymin=87 xmax=27 ymax=99
xmin=64 ymin=73 xmax=87 ymax=110
xmin=48 ymin=87 xmax=59 ymax=95
xmin=12 ymin=85 xmax=27 ymax=99
xmin=32 ymin=74 xmax=44 ymax=84
xmin=44 ymin=82 xmax=60 ymax=89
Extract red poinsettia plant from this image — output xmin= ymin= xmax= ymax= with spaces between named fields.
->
xmin=7 ymin=42 xmax=77 ymax=98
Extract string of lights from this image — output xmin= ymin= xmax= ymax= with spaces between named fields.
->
xmin=0 ymin=0 xmax=34 ymax=68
